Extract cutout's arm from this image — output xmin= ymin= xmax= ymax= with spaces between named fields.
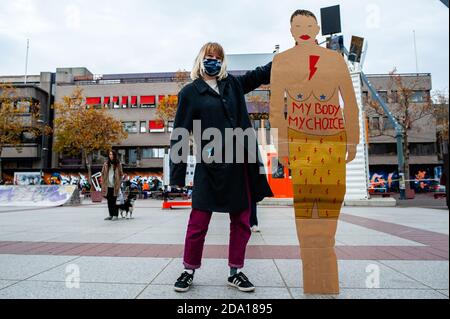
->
xmin=269 ymin=57 xmax=289 ymax=162
xmin=236 ymin=62 xmax=272 ymax=94
xmin=337 ymin=53 xmax=360 ymax=162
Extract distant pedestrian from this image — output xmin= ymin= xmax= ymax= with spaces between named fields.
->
xmin=101 ymin=150 xmax=123 ymax=221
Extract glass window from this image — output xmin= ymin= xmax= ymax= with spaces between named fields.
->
xmin=122 ymin=121 xmax=138 ymax=134
xmin=113 ymin=97 xmax=120 ymax=109
xmin=21 ymin=131 xmax=37 ymax=143
xmin=16 ymin=101 xmax=31 ymax=113
xmin=369 ymin=117 xmax=380 ymax=130
xmin=141 ymin=96 xmax=156 ymax=108
xmin=377 ymin=91 xmax=388 ymax=103
xmin=369 ymin=143 xmax=397 ymax=156
xmin=382 ymin=117 xmax=395 ymax=130
xmin=121 ymin=97 xmax=128 ymax=109
xmin=391 ymin=91 xmax=399 ymax=103
xmin=362 ymin=91 xmax=369 ymax=103
xmin=142 ymin=148 xmax=165 ymax=159
xmin=409 ymin=143 xmax=436 ymax=156
xmin=410 ymin=91 xmax=428 ymax=103
xmin=129 ymin=149 xmax=138 ymax=164
xmin=117 ymin=149 xmax=126 ymax=163
xmin=140 ymin=121 xmax=147 ymax=133
xmin=149 ymin=120 xmax=165 ymax=133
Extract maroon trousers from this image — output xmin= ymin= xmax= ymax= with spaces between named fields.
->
xmin=183 ymin=164 xmax=252 ymax=269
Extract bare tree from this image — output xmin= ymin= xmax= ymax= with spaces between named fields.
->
xmin=433 ymin=89 xmax=449 ymax=153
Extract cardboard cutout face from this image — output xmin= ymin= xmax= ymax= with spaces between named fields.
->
xmin=270 ymin=11 xmax=361 ymax=295
xmin=290 ymin=15 xmax=320 ymax=44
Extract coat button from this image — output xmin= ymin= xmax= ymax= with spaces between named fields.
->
xmin=222 ymin=99 xmax=227 ymax=103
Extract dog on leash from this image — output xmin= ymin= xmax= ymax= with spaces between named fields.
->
xmin=117 ymin=193 xmax=137 ymax=219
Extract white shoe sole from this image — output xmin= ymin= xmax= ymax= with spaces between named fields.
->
xmin=227 ymin=282 xmax=255 ymax=292
xmin=174 ymin=285 xmax=191 ymax=293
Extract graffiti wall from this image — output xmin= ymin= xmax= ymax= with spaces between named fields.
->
xmin=369 ymin=165 xmax=444 ymax=193
xmin=2 ymin=171 xmax=164 ymax=192
xmin=0 ymin=185 xmax=78 ymax=207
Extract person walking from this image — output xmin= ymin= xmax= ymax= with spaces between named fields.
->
xmin=170 ymin=42 xmax=273 ymax=293
xmin=101 ymin=150 xmax=123 ymax=221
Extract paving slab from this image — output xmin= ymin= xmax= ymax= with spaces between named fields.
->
xmin=0 ymin=280 xmax=145 ymax=299
xmin=0 ymin=254 xmax=78 ymax=280
xmin=380 ymin=261 xmax=449 ymax=289
xmin=274 ymin=259 xmax=431 ymax=289
xmin=138 ymin=284 xmax=292 ymax=299
xmin=28 ymin=256 xmax=172 ymax=284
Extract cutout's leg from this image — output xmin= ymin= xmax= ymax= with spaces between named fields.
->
xmin=296 ymin=217 xmax=339 ymax=294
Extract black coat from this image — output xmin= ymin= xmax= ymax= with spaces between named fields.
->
xmin=170 ymin=62 xmax=274 ymax=213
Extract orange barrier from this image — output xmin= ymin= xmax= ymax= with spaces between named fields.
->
xmin=267 ymin=153 xmax=294 ymax=198
xmin=162 ymin=199 xmax=192 ymax=209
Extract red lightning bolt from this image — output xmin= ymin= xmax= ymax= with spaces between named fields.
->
xmin=309 ymin=55 xmax=320 ymax=81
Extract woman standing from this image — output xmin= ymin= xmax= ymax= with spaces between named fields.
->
xmin=101 ymin=150 xmax=123 ymax=221
xmin=170 ymin=42 xmax=273 ymax=293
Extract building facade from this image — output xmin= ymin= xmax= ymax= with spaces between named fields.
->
xmin=53 ymin=67 xmax=181 ymax=172
xmin=0 ymin=72 xmax=55 ymax=175
xmin=362 ymin=73 xmax=442 ymax=190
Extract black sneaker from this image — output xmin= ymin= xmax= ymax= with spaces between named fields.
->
xmin=174 ymin=271 xmax=194 ymax=293
xmin=104 ymin=216 xmax=113 ymax=221
xmin=228 ymin=272 xmax=255 ymax=292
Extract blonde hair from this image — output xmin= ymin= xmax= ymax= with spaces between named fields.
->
xmin=190 ymin=42 xmax=228 ymax=81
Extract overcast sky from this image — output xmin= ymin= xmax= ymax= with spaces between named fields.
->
xmin=0 ymin=0 xmax=448 ymax=91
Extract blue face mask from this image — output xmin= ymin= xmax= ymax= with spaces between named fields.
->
xmin=203 ymin=58 xmax=222 ymax=77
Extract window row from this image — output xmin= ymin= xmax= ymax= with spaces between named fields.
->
xmin=362 ymin=90 xmax=430 ymax=104
xmin=368 ymin=143 xmax=437 ymax=156
xmin=368 ymin=116 xmax=395 ymax=131
xmin=122 ymin=120 xmax=174 ymax=134
xmin=59 ymin=147 xmax=167 ymax=166
xmin=85 ymin=95 xmax=177 ymax=109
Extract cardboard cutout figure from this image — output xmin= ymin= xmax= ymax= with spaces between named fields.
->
xmin=270 ymin=10 xmax=360 ymax=294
